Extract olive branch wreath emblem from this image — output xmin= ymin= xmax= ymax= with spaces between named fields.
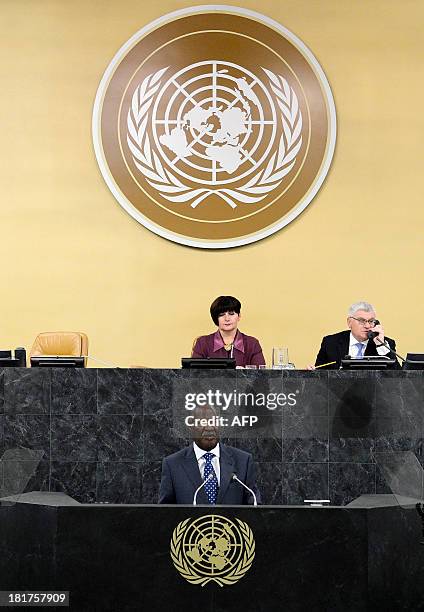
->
xmin=170 ymin=517 xmax=255 ymax=587
xmin=126 ymin=67 xmax=303 ymax=209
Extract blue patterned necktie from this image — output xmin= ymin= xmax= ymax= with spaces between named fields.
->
xmin=356 ymin=342 xmax=365 ymax=359
xmin=203 ymin=452 xmax=218 ymax=504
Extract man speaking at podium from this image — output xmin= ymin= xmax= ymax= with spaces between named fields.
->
xmin=314 ymin=301 xmax=400 ymax=369
xmin=158 ymin=406 xmax=260 ymax=505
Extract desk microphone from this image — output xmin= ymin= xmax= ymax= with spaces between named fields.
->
xmin=193 ymin=474 xmax=213 ymax=506
xmin=231 ymin=473 xmax=258 ymax=506
xmin=367 ymin=332 xmax=406 ymax=364
xmin=82 ymin=354 xmax=120 ymax=368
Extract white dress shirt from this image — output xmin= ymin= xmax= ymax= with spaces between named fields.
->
xmin=348 ymin=333 xmax=390 ymax=357
xmin=193 ymin=441 xmax=221 ymax=485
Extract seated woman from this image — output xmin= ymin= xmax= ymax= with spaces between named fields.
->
xmin=192 ymin=296 xmax=265 ymax=367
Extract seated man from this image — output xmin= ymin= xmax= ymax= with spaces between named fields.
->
xmin=192 ymin=295 xmax=265 ymax=367
xmin=158 ymin=406 xmax=260 ymax=505
xmin=314 ymin=301 xmax=400 ymax=369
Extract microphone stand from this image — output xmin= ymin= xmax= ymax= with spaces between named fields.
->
xmin=82 ymin=354 xmax=120 ymax=368
xmin=371 ymin=335 xmax=406 ymax=364
xmin=231 ymin=474 xmax=258 ymax=506
xmin=193 ymin=474 xmax=213 ymax=505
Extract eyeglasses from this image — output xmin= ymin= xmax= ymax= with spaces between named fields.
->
xmin=349 ymin=316 xmax=377 ymax=327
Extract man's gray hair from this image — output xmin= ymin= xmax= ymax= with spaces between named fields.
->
xmin=348 ymin=301 xmax=376 ymax=316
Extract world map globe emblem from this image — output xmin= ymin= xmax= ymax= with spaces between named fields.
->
xmin=127 ymin=61 xmax=304 ymax=211
xmin=152 ymin=61 xmax=277 ymax=185
xmin=94 ymin=6 xmax=336 ymax=247
xmin=170 ymin=514 xmax=255 ymax=586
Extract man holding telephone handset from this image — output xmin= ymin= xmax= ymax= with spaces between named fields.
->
xmin=312 ymin=301 xmax=400 ymax=369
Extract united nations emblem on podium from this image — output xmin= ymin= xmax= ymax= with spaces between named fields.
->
xmin=170 ymin=515 xmax=255 ymax=586
xmin=93 ymin=6 xmax=336 ymax=248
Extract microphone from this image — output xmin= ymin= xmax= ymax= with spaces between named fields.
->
xmin=193 ymin=473 xmax=213 ymax=505
xmin=82 ymin=354 xmax=120 ymax=368
xmin=231 ymin=473 xmax=258 ymax=506
xmin=372 ymin=338 xmax=406 ymax=364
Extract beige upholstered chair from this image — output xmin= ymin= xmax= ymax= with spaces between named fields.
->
xmin=30 ymin=332 xmax=88 ymax=366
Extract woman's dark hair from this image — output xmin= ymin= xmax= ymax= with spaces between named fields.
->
xmin=210 ymin=296 xmax=241 ymax=325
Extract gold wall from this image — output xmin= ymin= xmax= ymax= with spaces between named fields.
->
xmin=1 ymin=0 xmax=423 ymax=367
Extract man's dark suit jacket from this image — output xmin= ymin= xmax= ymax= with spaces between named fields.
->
xmin=158 ymin=443 xmax=260 ymax=505
xmin=315 ymin=330 xmax=400 ymax=369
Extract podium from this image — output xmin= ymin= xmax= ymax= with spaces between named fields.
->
xmin=0 ymin=492 xmax=423 ymax=611
xmin=0 ymin=367 xmax=423 ymax=506
xmin=1 ymin=368 xmax=424 ymax=609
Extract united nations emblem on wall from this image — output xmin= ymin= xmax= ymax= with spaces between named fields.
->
xmin=170 ymin=515 xmax=255 ymax=586
xmin=93 ymin=6 xmax=336 ymax=248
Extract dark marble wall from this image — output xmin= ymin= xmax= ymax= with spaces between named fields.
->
xmin=0 ymin=368 xmax=422 ymax=505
